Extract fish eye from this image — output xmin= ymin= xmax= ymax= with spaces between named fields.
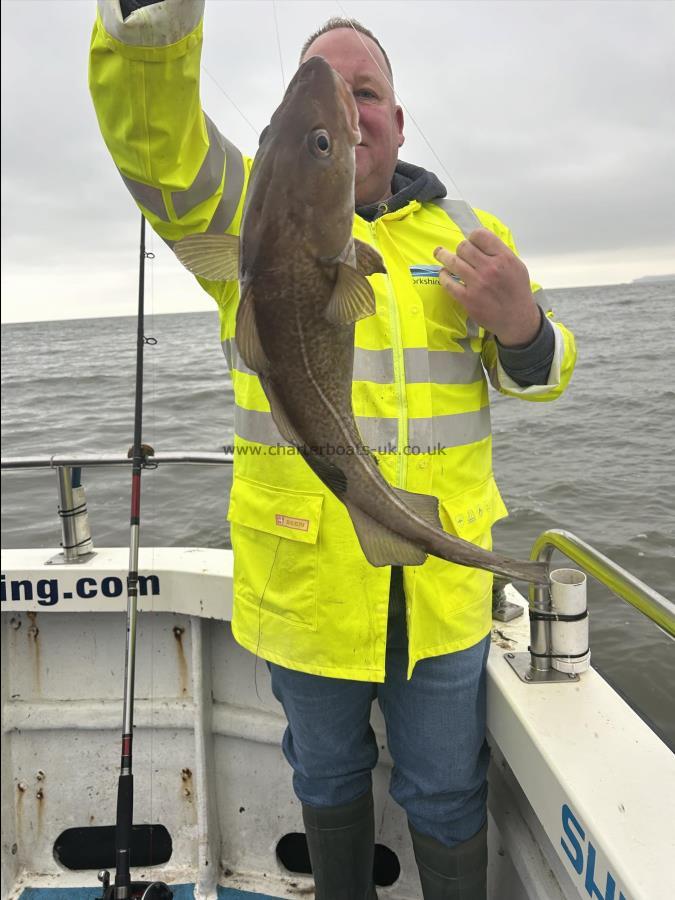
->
xmin=309 ymin=129 xmax=331 ymax=157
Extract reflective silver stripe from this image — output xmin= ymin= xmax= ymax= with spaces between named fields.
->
xmin=225 ymin=340 xmax=482 ymax=387
xmin=410 ymin=417 xmax=434 ymax=455
xmin=221 ymin=339 xmax=233 ymax=370
xmin=235 ymin=407 xmax=290 ymax=447
xmin=119 ymin=172 xmax=169 ymax=221
xmin=172 ymin=116 xmax=226 ymax=219
xmin=118 ymin=117 xmax=243 ymax=229
xmin=433 ymin=198 xmax=482 ymax=238
xmin=207 ymin=131 xmax=246 ymax=234
xmin=353 ymin=348 xmax=393 ymax=383
xmin=405 ymin=348 xmax=482 ymax=385
xmin=233 ymin=405 xmax=491 ymax=452
xmin=422 ymin=407 xmax=491 ymax=449
xmin=354 ymin=417 xmax=398 ymax=450
xmin=455 ymin=338 xmax=475 ymax=353
xmin=465 ymin=317 xmax=481 ymax=338
xmin=360 ymin=408 xmax=491 ymax=452
xmin=227 ymin=339 xmax=385 ymax=384
xmin=222 ymin=339 xmax=255 ymax=376
xmin=433 ymin=199 xmax=482 ymax=336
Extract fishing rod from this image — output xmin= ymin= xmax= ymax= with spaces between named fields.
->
xmin=97 ymin=214 xmax=172 ymax=900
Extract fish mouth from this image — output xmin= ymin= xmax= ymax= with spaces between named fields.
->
xmin=297 ymin=57 xmax=361 ymax=145
xmin=331 ymin=69 xmax=361 ymax=145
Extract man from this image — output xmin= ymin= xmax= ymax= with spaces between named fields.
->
xmin=90 ymin=2 xmax=576 ymax=898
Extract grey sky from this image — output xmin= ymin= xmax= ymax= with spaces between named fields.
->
xmin=1 ymin=0 xmax=674 ymax=322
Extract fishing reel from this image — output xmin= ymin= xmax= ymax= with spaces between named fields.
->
xmin=97 ymin=870 xmax=173 ymax=899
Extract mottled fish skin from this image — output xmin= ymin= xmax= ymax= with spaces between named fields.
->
xmin=229 ymin=58 xmax=548 ymax=585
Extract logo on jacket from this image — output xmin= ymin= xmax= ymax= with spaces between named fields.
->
xmin=410 ymin=264 xmax=463 ymax=286
xmin=275 ymin=514 xmax=310 ymax=532
xmin=410 ymin=264 xmax=441 ymax=283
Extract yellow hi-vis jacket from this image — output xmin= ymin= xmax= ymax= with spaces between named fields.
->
xmin=89 ymin=2 xmax=576 ymax=680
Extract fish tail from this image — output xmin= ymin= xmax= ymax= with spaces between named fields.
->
xmin=431 ymin=534 xmax=550 ymax=585
xmin=479 ymin=555 xmax=550 ymax=586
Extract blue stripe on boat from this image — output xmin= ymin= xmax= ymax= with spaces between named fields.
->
xmin=19 ymin=886 xmax=284 ymax=900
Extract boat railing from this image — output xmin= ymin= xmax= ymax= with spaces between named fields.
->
xmin=528 ymin=528 xmax=675 ymax=680
xmin=0 ymin=451 xmax=234 ymax=469
xmin=1 ymin=451 xmax=233 ymax=565
xmin=2 ymin=453 xmax=673 ymax=644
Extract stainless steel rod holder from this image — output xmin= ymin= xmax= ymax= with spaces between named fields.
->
xmin=54 ymin=466 xmax=94 ymax=564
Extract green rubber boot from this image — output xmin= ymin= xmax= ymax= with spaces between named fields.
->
xmin=302 ymin=791 xmax=378 ymax=900
xmin=409 ymin=822 xmax=487 ymax=899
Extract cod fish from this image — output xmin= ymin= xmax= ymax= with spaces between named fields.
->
xmin=175 ymin=57 xmax=549 ymax=585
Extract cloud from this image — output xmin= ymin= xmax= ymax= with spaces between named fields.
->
xmin=2 ymin=0 xmax=674 ymax=321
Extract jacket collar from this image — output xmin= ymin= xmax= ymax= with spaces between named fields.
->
xmin=356 ymin=160 xmax=446 ymax=221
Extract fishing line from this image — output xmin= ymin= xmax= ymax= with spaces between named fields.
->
xmin=272 ymin=0 xmax=287 ymax=91
xmin=335 ymin=0 xmax=469 ymax=204
xmin=253 ymin=536 xmax=282 ymax=704
xmin=202 ymin=64 xmax=261 ymax=139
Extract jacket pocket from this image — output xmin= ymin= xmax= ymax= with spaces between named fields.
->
xmin=227 ymin=475 xmax=324 ymax=628
xmin=440 ymin=475 xmax=508 ymax=547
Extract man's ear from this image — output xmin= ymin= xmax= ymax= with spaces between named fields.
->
xmin=395 ymin=106 xmax=405 ymax=148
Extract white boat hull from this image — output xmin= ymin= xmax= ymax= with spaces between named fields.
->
xmin=1 ymin=548 xmax=673 ymax=899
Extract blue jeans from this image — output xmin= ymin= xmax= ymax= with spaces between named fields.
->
xmin=268 ymin=567 xmax=491 ymax=848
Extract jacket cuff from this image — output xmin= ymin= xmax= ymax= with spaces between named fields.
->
xmin=496 ymin=305 xmax=556 ymax=387
xmin=98 ymin=0 xmax=204 ymax=46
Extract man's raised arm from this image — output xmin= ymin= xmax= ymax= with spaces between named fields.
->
xmin=89 ymin=0 xmax=249 ymax=245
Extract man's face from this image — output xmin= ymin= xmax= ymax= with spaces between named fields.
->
xmin=302 ymin=28 xmax=404 ymax=207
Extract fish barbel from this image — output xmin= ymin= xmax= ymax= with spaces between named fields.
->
xmin=175 ymin=57 xmax=549 ymax=585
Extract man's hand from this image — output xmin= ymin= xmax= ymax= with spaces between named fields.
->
xmin=434 ymin=228 xmax=541 ymax=347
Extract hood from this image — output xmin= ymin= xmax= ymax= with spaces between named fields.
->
xmin=356 ymin=160 xmax=446 ymax=221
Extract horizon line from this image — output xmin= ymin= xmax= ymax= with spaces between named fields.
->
xmin=5 ymin=278 xmax=671 ymax=326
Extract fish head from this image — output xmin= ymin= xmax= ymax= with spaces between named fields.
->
xmin=243 ymin=57 xmax=361 ymax=267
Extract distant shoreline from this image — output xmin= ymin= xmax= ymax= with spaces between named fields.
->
xmin=632 ymin=274 xmax=675 ymax=284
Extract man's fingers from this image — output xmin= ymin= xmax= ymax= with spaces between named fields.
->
xmin=434 ymin=248 xmax=473 ymax=283
xmin=434 ymin=246 xmax=454 ymax=268
xmin=439 ymin=267 xmax=467 ymax=301
xmin=456 ymin=239 xmax=482 ymax=268
xmin=467 ymin=227 xmax=502 ymax=255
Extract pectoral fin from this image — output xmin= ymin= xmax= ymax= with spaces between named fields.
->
xmin=325 ymin=263 xmax=377 ymax=325
xmin=354 ymin=240 xmax=386 ymax=276
xmin=345 ymin=502 xmax=428 ymax=567
xmin=235 ymin=287 xmax=268 ymax=373
xmin=174 ymin=233 xmax=240 ymax=281
xmin=301 ymin=450 xmax=349 ymax=496
xmin=259 ymin=375 xmax=305 ymax=448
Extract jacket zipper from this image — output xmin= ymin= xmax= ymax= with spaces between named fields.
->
xmin=369 ymin=220 xmax=408 ymax=488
